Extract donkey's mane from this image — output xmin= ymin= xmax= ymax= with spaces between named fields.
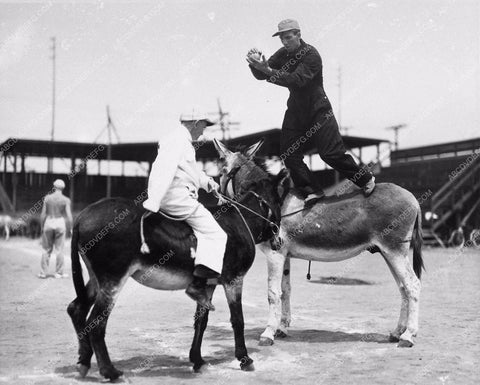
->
xmin=239 ymin=157 xmax=277 ymax=197
xmin=252 ymin=157 xmax=270 ymax=174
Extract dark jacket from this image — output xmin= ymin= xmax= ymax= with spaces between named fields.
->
xmin=250 ymin=39 xmax=331 ymax=122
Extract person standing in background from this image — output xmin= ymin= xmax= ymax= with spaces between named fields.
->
xmin=38 ymin=179 xmax=72 ymax=279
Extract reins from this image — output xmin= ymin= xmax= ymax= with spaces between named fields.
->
xmin=215 ymin=191 xmax=279 ymax=232
xmin=225 ymin=163 xmax=310 ymax=219
xmin=229 ymin=203 xmax=256 ymax=248
xmin=281 ymin=206 xmax=310 ymax=217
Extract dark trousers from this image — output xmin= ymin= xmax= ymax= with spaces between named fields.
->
xmin=280 ymin=107 xmax=372 ymax=195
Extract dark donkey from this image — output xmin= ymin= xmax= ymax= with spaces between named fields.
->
xmin=67 ymin=141 xmax=286 ymax=381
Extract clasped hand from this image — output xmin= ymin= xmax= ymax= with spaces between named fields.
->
xmin=246 ymin=47 xmax=271 ymax=74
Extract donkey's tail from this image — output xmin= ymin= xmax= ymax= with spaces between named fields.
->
xmin=71 ymin=223 xmax=87 ymax=302
xmin=412 ymin=208 xmax=424 ymax=279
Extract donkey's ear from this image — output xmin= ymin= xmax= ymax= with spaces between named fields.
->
xmin=275 ymin=168 xmax=291 ymax=201
xmin=213 ymin=138 xmax=231 ymax=158
xmin=244 ymin=138 xmax=265 ymax=158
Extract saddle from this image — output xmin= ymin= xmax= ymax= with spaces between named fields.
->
xmin=139 ymin=210 xmax=197 ymax=256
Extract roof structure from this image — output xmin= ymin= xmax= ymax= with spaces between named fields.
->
xmin=0 ymin=128 xmax=388 ymax=163
xmin=390 ymin=137 xmax=480 ymax=163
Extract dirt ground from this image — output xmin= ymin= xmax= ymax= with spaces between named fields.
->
xmin=0 ymin=237 xmax=479 ymax=385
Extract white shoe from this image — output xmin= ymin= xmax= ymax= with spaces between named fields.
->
xmin=38 ymin=273 xmax=47 ymax=279
xmin=54 ymin=273 xmax=69 ymax=279
xmin=363 ymin=176 xmax=376 ymax=196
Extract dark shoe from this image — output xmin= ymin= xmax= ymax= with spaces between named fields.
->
xmin=363 ymin=176 xmax=376 ymax=197
xmin=186 ymin=277 xmax=215 ymax=311
xmin=304 ymin=191 xmax=325 ymax=206
xmin=193 ymin=264 xmax=221 ymax=279
xmin=299 ymin=186 xmax=315 ymax=198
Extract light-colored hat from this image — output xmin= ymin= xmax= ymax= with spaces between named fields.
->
xmin=53 ymin=179 xmax=65 ymax=189
xmin=272 ymin=19 xmax=300 ymax=37
xmin=180 ymin=108 xmax=215 ymax=126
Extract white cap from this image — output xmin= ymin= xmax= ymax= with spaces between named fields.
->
xmin=272 ymin=19 xmax=301 ymax=37
xmin=179 ymin=108 xmax=215 ymax=126
xmin=53 ymin=179 xmax=65 ymax=189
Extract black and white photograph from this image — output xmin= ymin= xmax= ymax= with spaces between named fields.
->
xmin=0 ymin=1 xmax=479 ymax=384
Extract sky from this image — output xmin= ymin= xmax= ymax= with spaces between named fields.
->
xmin=1 ymin=0 xmax=479 ymax=155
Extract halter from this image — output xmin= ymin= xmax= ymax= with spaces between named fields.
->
xmin=223 ymin=162 xmax=245 ymax=197
xmin=224 ymin=162 xmax=301 ymax=219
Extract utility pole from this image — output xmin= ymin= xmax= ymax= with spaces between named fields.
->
xmin=337 ymin=64 xmax=342 ymax=132
xmin=208 ymin=98 xmax=240 ymax=142
xmin=48 ymin=37 xmax=56 ymax=172
xmin=385 ymin=124 xmax=407 ymax=151
xmin=107 ymin=107 xmax=112 ymax=198
xmin=103 ymin=105 xmax=121 ymax=198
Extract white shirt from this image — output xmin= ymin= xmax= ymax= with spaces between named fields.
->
xmin=143 ymin=124 xmax=212 ymax=213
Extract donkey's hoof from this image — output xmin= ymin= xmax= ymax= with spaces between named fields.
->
xmin=275 ymin=329 xmax=288 ymax=338
xmin=240 ymin=357 xmax=255 ymax=371
xmin=76 ymin=363 xmax=89 ymax=378
xmin=100 ymin=366 xmax=123 ymax=381
xmin=398 ymin=339 xmax=414 ymax=348
xmin=259 ymin=337 xmax=274 ymax=346
xmin=388 ymin=333 xmax=400 ymax=342
xmin=193 ymin=360 xmax=208 ymax=373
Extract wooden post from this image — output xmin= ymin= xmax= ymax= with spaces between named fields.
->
xmin=70 ymin=155 xmax=75 ymax=205
xmin=21 ymin=154 xmax=25 ymax=174
xmin=12 ymin=154 xmax=17 ymax=211
xmin=106 ymin=143 xmax=112 ymax=198
xmin=2 ymin=153 xmax=6 ymax=186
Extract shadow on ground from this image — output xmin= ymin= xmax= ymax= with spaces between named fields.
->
xmin=207 ymin=325 xmax=389 ymax=345
xmin=278 ymin=329 xmax=390 ymax=344
xmin=309 ymin=276 xmax=375 ymax=285
xmin=55 ymin=344 xmax=257 ymax=382
xmin=54 ymin=327 xmax=390 ymax=382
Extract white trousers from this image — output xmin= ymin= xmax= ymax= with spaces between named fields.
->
xmin=159 ymin=190 xmax=227 ymax=275
xmin=185 ymin=203 xmax=227 ymax=275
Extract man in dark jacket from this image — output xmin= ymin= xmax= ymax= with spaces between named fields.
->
xmin=247 ymin=19 xmax=375 ymax=204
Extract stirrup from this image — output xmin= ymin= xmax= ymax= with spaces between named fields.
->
xmin=304 ymin=192 xmax=325 ymax=206
xmin=186 ymin=285 xmax=216 ymax=311
xmin=363 ymin=176 xmax=376 ymax=197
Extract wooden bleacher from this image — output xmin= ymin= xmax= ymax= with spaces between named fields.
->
xmin=377 ymin=138 xmax=480 ymax=245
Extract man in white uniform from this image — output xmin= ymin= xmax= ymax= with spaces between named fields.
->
xmin=39 ymin=179 xmax=73 ymax=278
xmin=143 ymin=110 xmax=227 ymax=310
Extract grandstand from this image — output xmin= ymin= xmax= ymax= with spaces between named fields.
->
xmin=1 ymin=134 xmax=478 ymax=243
xmin=376 ymin=138 xmax=480 ymax=244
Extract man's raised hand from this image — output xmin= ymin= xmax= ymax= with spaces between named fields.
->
xmin=247 ymin=47 xmax=262 ymax=58
xmin=246 ymin=53 xmax=270 ymax=74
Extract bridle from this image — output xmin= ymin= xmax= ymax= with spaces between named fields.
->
xmin=218 ymin=160 xmax=281 ymax=245
xmin=216 ymin=190 xmax=279 ymax=242
xmin=222 ymin=162 xmax=244 ymax=197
